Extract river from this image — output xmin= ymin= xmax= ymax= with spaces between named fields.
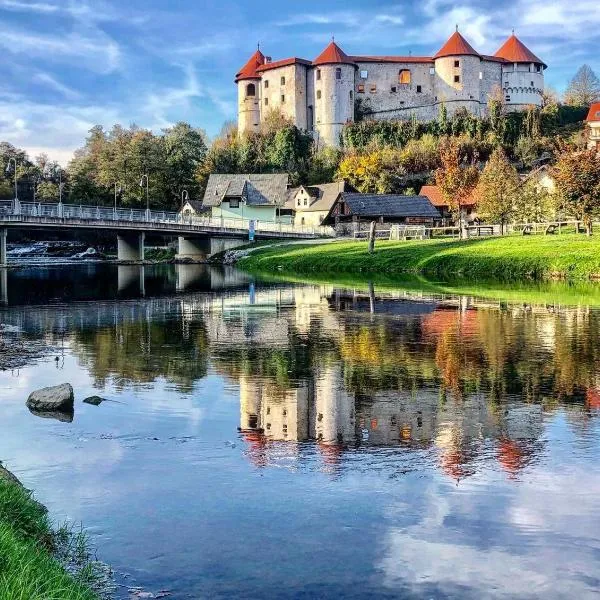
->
xmin=1 ymin=264 xmax=599 ymax=599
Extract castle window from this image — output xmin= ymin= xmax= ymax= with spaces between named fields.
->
xmin=280 ymin=76 xmax=285 ymax=85
xmin=536 ymin=64 xmax=541 ymax=72
xmin=399 ymin=69 xmax=411 ymax=84
xmin=265 ymin=98 xmax=268 ymax=106
xmin=281 ymin=94 xmax=285 ymax=103
xmin=357 ymin=84 xmax=365 ymax=93
xmin=246 ymin=83 xmax=256 ymax=97
xmin=360 ymin=70 xmax=368 ymax=79
xmin=479 ymin=71 xmax=483 ymax=79
xmin=416 ymin=85 xmax=422 ymax=93
xmin=370 ymin=84 xmax=377 ymax=93
xmin=531 ymin=81 xmax=534 ymax=87
xmin=429 ymin=67 xmax=435 ymax=75
xmin=505 ymin=96 xmax=511 ymax=102
xmin=454 ymin=75 xmax=460 ymax=83
xmin=335 ymin=67 xmax=342 ymax=80
xmin=391 ymin=86 xmax=397 ymax=93
xmin=317 ymin=90 xmax=322 ymax=99
xmin=454 ymin=60 xmax=460 ymax=68
xmin=316 ymin=69 xmax=321 ymax=80
xmin=349 ymin=90 xmax=353 ymax=100
xmin=264 ymin=80 xmax=269 ymax=89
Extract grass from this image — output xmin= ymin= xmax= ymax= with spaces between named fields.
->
xmin=239 ymin=234 xmax=600 ymax=282
xmin=0 ymin=475 xmax=110 ymax=600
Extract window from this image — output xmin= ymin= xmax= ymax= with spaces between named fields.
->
xmin=531 ymin=81 xmax=534 ymax=87
xmin=229 ymin=198 xmax=240 ymax=209
xmin=399 ymin=69 xmax=411 ymax=84
xmin=246 ymin=83 xmax=256 ymax=97
xmin=349 ymin=90 xmax=353 ymax=100
xmin=281 ymin=94 xmax=285 ymax=103
xmin=536 ymin=64 xmax=541 ymax=72
xmin=360 ymin=70 xmax=368 ymax=79
xmin=454 ymin=75 xmax=460 ymax=83
xmin=316 ymin=69 xmax=321 ymax=80
xmin=357 ymin=84 xmax=365 ymax=93
xmin=280 ymin=76 xmax=285 ymax=85
xmin=416 ymin=85 xmax=422 ymax=93
xmin=505 ymin=96 xmax=511 ymax=102
xmin=370 ymin=84 xmax=377 ymax=93
xmin=248 ymin=414 xmax=258 ymax=428
xmin=335 ymin=67 xmax=341 ymax=80
xmin=391 ymin=86 xmax=397 ymax=93
xmin=264 ymin=80 xmax=269 ymax=89
xmin=479 ymin=71 xmax=483 ymax=80
xmin=304 ymin=198 xmax=308 ymax=206
xmin=317 ymin=90 xmax=322 ymax=99
xmin=429 ymin=67 xmax=435 ymax=75
xmin=454 ymin=60 xmax=460 ymax=68
xmin=264 ymin=98 xmax=268 ymax=106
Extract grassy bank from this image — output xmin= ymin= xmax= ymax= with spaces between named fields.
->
xmin=240 ymin=234 xmax=600 ymax=282
xmin=0 ymin=473 xmax=101 ymax=600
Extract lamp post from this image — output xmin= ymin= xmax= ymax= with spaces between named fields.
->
xmin=56 ymin=168 xmax=64 ymax=218
xmin=5 ymin=157 xmax=19 ymax=213
xmin=139 ymin=174 xmax=149 ymax=220
xmin=181 ymin=189 xmax=189 ymax=210
xmin=114 ymin=182 xmax=122 ymax=219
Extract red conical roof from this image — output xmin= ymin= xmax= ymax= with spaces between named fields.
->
xmin=494 ymin=34 xmax=546 ymax=67
xmin=313 ymin=41 xmax=355 ymax=66
xmin=434 ymin=31 xmax=480 ymax=59
xmin=235 ymin=49 xmax=266 ymax=82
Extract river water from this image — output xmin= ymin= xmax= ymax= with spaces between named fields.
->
xmin=1 ymin=264 xmax=600 ymax=599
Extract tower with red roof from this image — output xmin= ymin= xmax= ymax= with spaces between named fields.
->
xmin=235 ymin=48 xmax=265 ymax=134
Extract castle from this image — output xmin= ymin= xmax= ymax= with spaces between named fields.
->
xmin=236 ymin=30 xmax=547 ymax=147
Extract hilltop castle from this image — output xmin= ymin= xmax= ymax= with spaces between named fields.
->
xmin=235 ymin=30 xmax=547 ymax=147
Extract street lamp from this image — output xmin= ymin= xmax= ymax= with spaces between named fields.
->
xmin=5 ymin=157 xmax=18 ymax=212
xmin=139 ymin=174 xmax=149 ymax=219
xmin=181 ymin=189 xmax=189 ymax=210
xmin=114 ymin=182 xmax=122 ymax=211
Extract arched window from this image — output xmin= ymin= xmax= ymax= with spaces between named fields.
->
xmin=246 ymin=83 xmax=256 ymax=97
xmin=399 ymin=70 xmax=411 ymax=85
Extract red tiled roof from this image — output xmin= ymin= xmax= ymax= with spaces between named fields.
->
xmin=313 ymin=41 xmax=356 ymax=66
xmin=434 ymin=31 xmax=480 ymax=59
xmin=420 ymin=185 xmax=478 ymax=208
xmin=494 ymin=34 xmax=546 ymax=68
xmin=481 ymin=54 xmax=509 ymax=64
xmin=351 ymin=55 xmax=433 ymax=64
xmin=586 ymin=103 xmax=600 ymax=122
xmin=235 ymin=49 xmax=266 ymax=82
xmin=256 ymin=57 xmax=312 ymax=73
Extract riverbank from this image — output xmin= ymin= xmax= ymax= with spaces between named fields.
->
xmin=0 ymin=467 xmax=104 ymax=599
xmin=239 ymin=234 xmax=600 ymax=282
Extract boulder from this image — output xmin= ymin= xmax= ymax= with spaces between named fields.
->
xmin=26 ymin=383 xmax=74 ymax=412
xmin=83 ymin=395 xmax=105 ymax=406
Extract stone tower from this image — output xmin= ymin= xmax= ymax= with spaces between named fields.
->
xmin=494 ymin=33 xmax=546 ymax=109
xmin=236 ymin=48 xmax=265 ymax=135
xmin=312 ymin=41 xmax=356 ymax=148
xmin=434 ymin=30 xmax=482 ymax=116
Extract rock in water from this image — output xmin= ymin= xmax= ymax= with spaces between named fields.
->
xmin=26 ymin=383 xmax=74 ymax=412
xmin=83 ymin=396 xmax=105 ymax=406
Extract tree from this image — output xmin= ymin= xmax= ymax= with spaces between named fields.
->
xmin=564 ymin=65 xmax=600 ymax=107
xmin=475 ymin=148 xmax=519 ymax=233
xmin=336 ymin=148 xmax=405 ymax=194
xmin=36 ymin=181 xmax=60 ymax=201
xmin=434 ymin=138 xmax=479 ymax=237
xmin=553 ymin=148 xmax=600 ymax=235
xmin=512 ymin=179 xmax=556 ymax=224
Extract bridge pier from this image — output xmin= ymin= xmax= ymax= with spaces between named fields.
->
xmin=1 ymin=269 xmax=7 ymax=305
xmin=176 ymin=237 xmax=209 ymax=262
xmin=209 ymin=238 xmax=250 ymax=255
xmin=117 ymin=265 xmax=145 ymax=296
xmin=117 ymin=233 xmax=145 ymax=262
xmin=0 ymin=228 xmax=7 ymax=267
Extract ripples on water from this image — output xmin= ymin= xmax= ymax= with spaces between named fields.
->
xmin=1 ymin=264 xmax=599 ymax=599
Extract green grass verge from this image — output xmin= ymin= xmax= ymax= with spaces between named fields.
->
xmin=239 ymin=234 xmax=600 ymax=282
xmin=0 ymin=476 xmax=100 ymax=600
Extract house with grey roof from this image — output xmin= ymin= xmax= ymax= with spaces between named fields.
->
xmin=284 ymin=181 xmax=354 ymax=227
xmin=202 ymin=173 xmax=292 ymax=223
xmin=322 ymin=193 xmax=441 ymax=230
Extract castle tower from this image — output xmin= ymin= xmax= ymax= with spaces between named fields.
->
xmin=434 ymin=30 xmax=482 ymax=116
xmin=312 ymin=41 xmax=356 ymax=148
xmin=494 ymin=34 xmax=546 ymax=110
xmin=236 ymin=49 xmax=265 ymax=135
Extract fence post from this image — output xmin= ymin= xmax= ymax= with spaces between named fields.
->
xmin=368 ymin=221 xmax=376 ymax=254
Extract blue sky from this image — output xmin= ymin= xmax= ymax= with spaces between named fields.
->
xmin=0 ymin=0 xmax=597 ymax=164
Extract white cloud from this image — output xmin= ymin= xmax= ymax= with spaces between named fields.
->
xmin=33 ymin=73 xmax=81 ymax=100
xmin=0 ymin=0 xmax=58 ymax=13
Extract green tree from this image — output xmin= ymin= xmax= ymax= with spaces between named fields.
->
xmin=36 ymin=181 xmax=60 ymax=201
xmin=512 ymin=179 xmax=556 ymax=223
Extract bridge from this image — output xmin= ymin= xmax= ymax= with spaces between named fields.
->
xmin=0 ymin=200 xmax=334 ymax=265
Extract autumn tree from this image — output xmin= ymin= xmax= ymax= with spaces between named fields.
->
xmin=512 ymin=179 xmax=556 ymax=224
xmin=434 ymin=137 xmax=479 ymax=237
xmin=564 ymin=65 xmax=600 ymax=106
xmin=475 ymin=147 xmax=519 ymax=233
xmin=553 ymin=148 xmax=600 ymax=235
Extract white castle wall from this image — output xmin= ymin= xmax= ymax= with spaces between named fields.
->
xmin=503 ymin=63 xmax=544 ymax=109
xmin=434 ymin=54 xmax=482 ymax=116
xmin=238 ymin=79 xmax=261 ymax=134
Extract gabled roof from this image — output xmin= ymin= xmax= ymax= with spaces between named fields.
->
xmin=285 ymin=181 xmax=350 ymax=212
xmin=494 ymin=34 xmax=546 ymax=68
xmin=179 ymin=199 xmax=207 ymax=214
xmin=235 ymin=49 xmax=266 ymax=82
xmin=434 ymin=31 xmax=480 ymax=59
xmin=419 ymin=185 xmax=478 ymax=208
xmin=313 ymin=41 xmax=355 ymax=66
xmin=203 ymin=173 xmax=290 ymax=207
xmin=586 ymin=103 xmax=600 ymax=122
xmin=327 ymin=193 xmax=441 ymax=221
xmin=256 ymin=57 xmax=312 ymax=73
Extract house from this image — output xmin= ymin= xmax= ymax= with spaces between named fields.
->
xmin=202 ymin=173 xmax=293 ymax=223
xmin=419 ymin=185 xmax=479 ymax=224
xmin=284 ymin=181 xmax=352 ymax=227
xmin=322 ymin=193 xmax=440 ymax=231
xmin=586 ymin=103 xmax=600 ymax=150
xmin=180 ymin=200 xmax=210 ymax=217
xmin=521 ymin=164 xmax=556 ymax=194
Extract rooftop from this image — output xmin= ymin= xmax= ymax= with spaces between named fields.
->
xmin=420 ymin=185 xmax=478 ymax=208
xmin=313 ymin=40 xmax=356 ymax=67
xmin=494 ymin=34 xmax=546 ymax=68
xmin=235 ymin=49 xmax=266 ymax=82
xmin=334 ymin=193 xmax=441 ymax=219
xmin=434 ymin=31 xmax=480 ymax=59
xmin=203 ymin=174 xmax=290 ymax=207
xmin=586 ymin=103 xmax=600 ymax=122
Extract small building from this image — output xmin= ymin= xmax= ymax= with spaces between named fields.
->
xmin=285 ymin=181 xmax=352 ymax=227
xmin=202 ymin=173 xmax=292 ymax=223
xmin=180 ymin=200 xmax=210 ymax=217
xmin=322 ymin=193 xmax=440 ymax=232
xmin=521 ymin=164 xmax=556 ymax=194
xmin=586 ymin=103 xmax=600 ymax=150
xmin=419 ymin=185 xmax=478 ymax=224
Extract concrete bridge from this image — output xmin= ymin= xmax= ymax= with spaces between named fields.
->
xmin=0 ymin=200 xmax=334 ymax=265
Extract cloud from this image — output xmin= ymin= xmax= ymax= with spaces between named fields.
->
xmin=33 ymin=73 xmax=81 ymax=100
xmin=0 ymin=0 xmax=58 ymax=13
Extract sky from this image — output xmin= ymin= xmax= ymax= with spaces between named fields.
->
xmin=0 ymin=0 xmax=598 ymax=165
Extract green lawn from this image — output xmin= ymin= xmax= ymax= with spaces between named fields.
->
xmin=240 ymin=234 xmax=600 ymax=282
